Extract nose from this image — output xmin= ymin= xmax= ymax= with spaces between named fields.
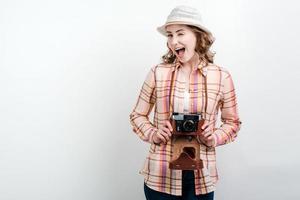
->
xmin=169 ymin=36 xmax=178 ymax=47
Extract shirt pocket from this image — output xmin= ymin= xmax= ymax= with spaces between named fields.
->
xmin=190 ymin=88 xmax=221 ymax=113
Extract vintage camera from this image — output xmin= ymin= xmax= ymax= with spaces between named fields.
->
xmin=171 ymin=112 xmax=204 ymax=136
xmin=172 ymin=112 xmax=201 ymax=133
xmin=169 ymin=112 xmax=205 ymax=170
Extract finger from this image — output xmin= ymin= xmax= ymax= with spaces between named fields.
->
xmin=201 ymin=120 xmax=209 ymax=130
xmin=198 ymin=135 xmax=206 ymax=143
xmin=207 ymin=136 xmax=215 ymax=146
xmin=204 ymin=131 xmax=212 ymax=138
xmin=165 ymin=120 xmax=173 ymax=132
xmin=162 ymin=127 xmax=172 ymax=137
xmin=197 ymin=134 xmax=205 ymax=141
xmin=207 ymin=135 xmax=214 ymax=141
xmin=200 ymin=126 xmax=210 ymax=134
xmin=201 ymin=137 xmax=208 ymax=145
xmin=156 ymin=132 xmax=167 ymax=143
xmin=204 ymin=126 xmax=213 ymax=132
xmin=205 ymin=135 xmax=214 ymax=144
xmin=159 ymin=130 xmax=170 ymax=141
xmin=199 ymin=130 xmax=206 ymax=138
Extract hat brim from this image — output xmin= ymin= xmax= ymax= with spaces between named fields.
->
xmin=157 ymin=21 xmax=212 ymax=36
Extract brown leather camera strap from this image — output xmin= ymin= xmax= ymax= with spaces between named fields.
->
xmin=168 ymin=70 xmax=175 ymax=117
xmin=168 ymin=64 xmax=208 ymax=118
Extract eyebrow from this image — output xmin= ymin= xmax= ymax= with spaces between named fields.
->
xmin=166 ymin=29 xmax=185 ymax=34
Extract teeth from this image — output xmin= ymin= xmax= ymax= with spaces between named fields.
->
xmin=175 ymin=47 xmax=185 ymax=54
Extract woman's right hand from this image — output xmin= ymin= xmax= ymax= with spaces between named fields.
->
xmin=153 ymin=120 xmax=173 ymax=145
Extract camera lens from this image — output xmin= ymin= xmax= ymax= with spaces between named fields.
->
xmin=182 ymin=120 xmax=195 ymax=132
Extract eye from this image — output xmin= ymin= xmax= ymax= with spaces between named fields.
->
xmin=167 ymin=34 xmax=173 ymax=38
xmin=178 ymin=33 xmax=184 ymax=36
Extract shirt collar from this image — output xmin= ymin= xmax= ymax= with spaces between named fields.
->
xmin=172 ymin=59 xmax=208 ymax=76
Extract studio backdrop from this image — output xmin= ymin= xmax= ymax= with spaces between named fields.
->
xmin=0 ymin=0 xmax=299 ymax=200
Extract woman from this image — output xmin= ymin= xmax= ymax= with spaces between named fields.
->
xmin=129 ymin=5 xmax=242 ymax=200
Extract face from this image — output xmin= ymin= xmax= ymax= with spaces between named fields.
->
xmin=166 ymin=24 xmax=197 ymax=63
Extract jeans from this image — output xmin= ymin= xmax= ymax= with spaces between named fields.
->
xmin=144 ymin=170 xmax=214 ymax=200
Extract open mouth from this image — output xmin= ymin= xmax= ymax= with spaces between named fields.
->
xmin=175 ymin=47 xmax=185 ymax=57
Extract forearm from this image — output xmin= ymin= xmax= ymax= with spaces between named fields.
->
xmin=130 ymin=111 xmax=158 ymax=143
xmin=129 ymin=66 xmax=158 ymax=144
xmin=212 ymin=72 xmax=242 ymax=147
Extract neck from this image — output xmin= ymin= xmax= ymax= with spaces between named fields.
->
xmin=181 ymin=53 xmax=200 ymax=71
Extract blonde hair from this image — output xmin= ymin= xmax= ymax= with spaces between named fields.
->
xmin=161 ymin=25 xmax=215 ymax=65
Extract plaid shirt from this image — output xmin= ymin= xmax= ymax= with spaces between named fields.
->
xmin=129 ymin=60 xmax=242 ymax=196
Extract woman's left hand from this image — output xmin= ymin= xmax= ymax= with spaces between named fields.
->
xmin=198 ymin=120 xmax=216 ymax=147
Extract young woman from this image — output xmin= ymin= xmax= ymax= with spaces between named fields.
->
xmin=130 ymin=5 xmax=242 ymax=200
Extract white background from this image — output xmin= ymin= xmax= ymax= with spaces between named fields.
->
xmin=1 ymin=0 xmax=300 ymax=199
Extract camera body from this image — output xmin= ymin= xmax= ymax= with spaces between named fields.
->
xmin=171 ymin=112 xmax=204 ymax=136
xmin=169 ymin=112 xmax=205 ymax=170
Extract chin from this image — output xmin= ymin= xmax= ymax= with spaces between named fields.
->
xmin=177 ymin=56 xmax=186 ymax=62
xmin=181 ymin=57 xmax=192 ymax=63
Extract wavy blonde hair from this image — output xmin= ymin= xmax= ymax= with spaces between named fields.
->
xmin=161 ymin=25 xmax=215 ymax=65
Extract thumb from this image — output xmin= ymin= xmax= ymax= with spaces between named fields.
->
xmin=201 ymin=120 xmax=209 ymax=130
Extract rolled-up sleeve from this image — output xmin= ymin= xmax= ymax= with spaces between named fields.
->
xmin=129 ymin=67 xmax=158 ymax=143
xmin=212 ymin=72 xmax=242 ymax=147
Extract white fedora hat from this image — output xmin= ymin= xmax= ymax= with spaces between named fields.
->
xmin=157 ymin=5 xmax=212 ymax=36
